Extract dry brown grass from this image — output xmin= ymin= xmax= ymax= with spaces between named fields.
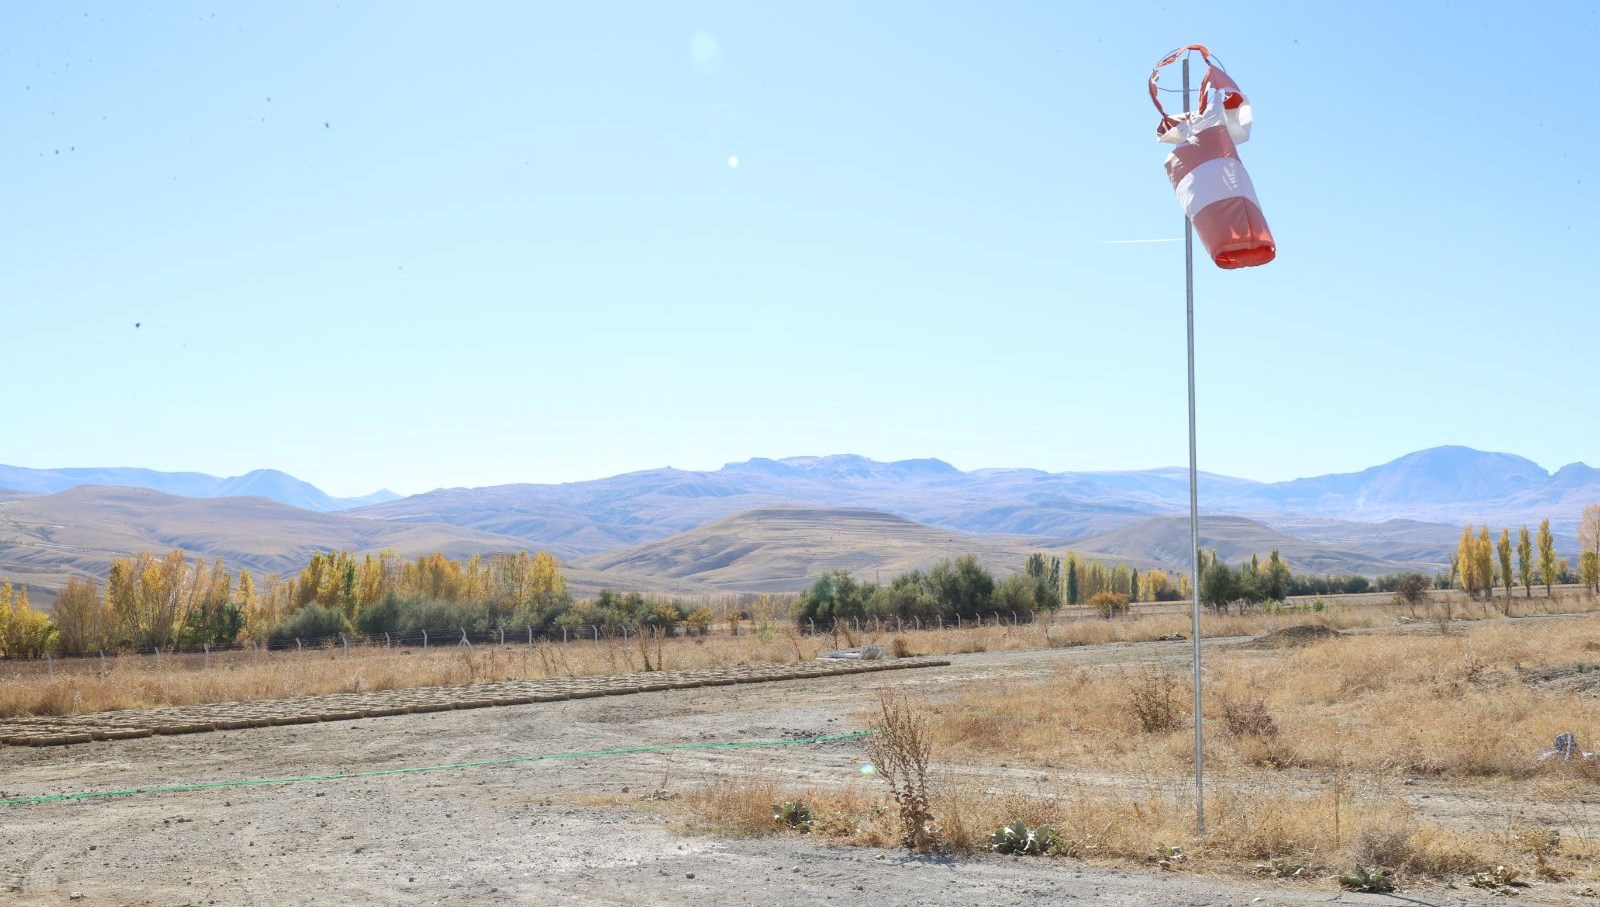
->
xmin=3 ymin=596 xmax=1594 ymax=718
xmin=934 ymin=616 xmax=1600 ymax=779
xmin=672 ymin=773 xmax=1499 ymax=879
xmin=673 ymin=613 xmax=1600 ymax=885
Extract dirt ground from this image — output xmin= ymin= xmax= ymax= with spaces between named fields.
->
xmin=0 ymin=637 xmax=1552 ymax=906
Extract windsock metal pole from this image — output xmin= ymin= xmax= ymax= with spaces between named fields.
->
xmin=1182 ymin=55 xmax=1206 ymax=836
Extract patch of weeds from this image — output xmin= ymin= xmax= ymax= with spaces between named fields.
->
xmin=1466 ymin=865 xmax=1524 ymax=893
xmin=1337 ymin=865 xmax=1395 ymax=893
xmin=1253 ymin=858 xmax=1308 ymax=879
xmin=1153 ymin=843 xmax=1186 ymax=871
xmin=772 ymin=800 xmax=813 ymax=832
xmin=1511 ymin=826 xmax=1564 ymax=879
xmin=989 ymin=822 xmax=1060 ymax=856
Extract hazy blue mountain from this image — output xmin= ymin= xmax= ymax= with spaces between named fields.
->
xmin=0 ymin=464 xmax=393 ymax=512
xmin=348 ymin=447 xmax=1597 ymax=560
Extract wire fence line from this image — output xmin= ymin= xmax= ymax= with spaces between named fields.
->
xmin=1 ymin=609 xmax=1082 ymax=666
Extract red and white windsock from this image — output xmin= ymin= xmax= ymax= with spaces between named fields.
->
xmin=1150 ymin=45 xmax=1275 ymax=269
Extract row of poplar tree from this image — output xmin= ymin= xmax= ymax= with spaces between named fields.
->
xmin=1455 ymin=512 xmax=1600 ymax=599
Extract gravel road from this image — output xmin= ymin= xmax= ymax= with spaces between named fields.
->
xmin=0 ymin=639 xmax=1523 ymax=906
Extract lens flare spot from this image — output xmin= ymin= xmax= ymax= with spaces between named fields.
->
xmin=727 ymin=155 xmax=740 ymax=169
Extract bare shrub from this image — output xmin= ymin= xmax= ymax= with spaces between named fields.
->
xmin=864 ymin=688 xmax=939 ymax=852
xmin=888 ymin=636 xmax=911 ymax=658
xmin=1353 ymin=810 xmax=1416 ymax=869
xmin=1127 ymin=668 xmax=1184 ymax=734
xmin=1219 ymin=694 xmax=1278 ymax=739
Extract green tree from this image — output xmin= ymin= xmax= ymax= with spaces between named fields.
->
xmin=1539 ymin=519 xmax=1558 ymax=596
xmin=1065 ymin=559 xmax=1080 ymax=607
xmin=1199 ymin=562 xmax=1236 ymax=613
xmin=1261 ymin=549 xmax=1291 ymax=602
xmin=924 ymin=555 xmax=995 ymax=618
xmin=795 ymin=570 xmax=871 ymax=623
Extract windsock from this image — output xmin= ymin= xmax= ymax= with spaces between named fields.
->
xmin=1150 ymin=45 xmax=1275 ymax=269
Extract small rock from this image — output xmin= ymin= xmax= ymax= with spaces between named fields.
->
xmin=70 ymin=894 xmax=83 ymax=901
xmin=686 ymin=873 xmax=695 ymax=879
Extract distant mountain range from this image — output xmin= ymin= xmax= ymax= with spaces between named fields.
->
xmin=0 ymin=446 xmax=1593 ymax=597
xmin=0 ymin=465 xmax=398 ymax=512
xmin=346 ymin=446 xmax=1597 ymax=554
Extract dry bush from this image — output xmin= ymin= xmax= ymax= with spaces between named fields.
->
xmin=864 ymin=688 xmax=939 ymax=852
xmin=1218 ymin=693 xmax=1278 ymax=739
xmin=1127 ymin=668 xmax=1186 ymax=735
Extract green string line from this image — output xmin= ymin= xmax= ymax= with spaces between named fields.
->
xmin=0 ymin=731 xmax=873 ymax=807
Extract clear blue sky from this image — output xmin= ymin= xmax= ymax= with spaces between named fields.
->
xmin=4 ymin=2 xmax=1596 ymax=496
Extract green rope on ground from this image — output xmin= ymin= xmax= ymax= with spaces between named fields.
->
xmin=0 ymin=731 xmax=873 ymax=807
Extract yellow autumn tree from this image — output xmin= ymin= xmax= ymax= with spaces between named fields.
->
xmin=1496 ymin=528 xmax=1513 ymax=604
xmin=1457 ymin=526 xmax=1481 ymax=597
xmin=1475 ymin=526 xmax=1495 ymax=604
xmin=0 ymin=582 xmax=57 ymax=657
xmin=52 ymin=577 xmax=113 ymax=653
xmin=1538 ymin=519 xmax=1558 ymax=595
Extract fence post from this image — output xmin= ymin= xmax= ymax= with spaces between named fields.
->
xmin=808 ymin=618 xmax=815 ymax=635
xmin=592 ymin=625 xmax=599 ymax=644
xmin=155 ymin=646 xmax=161 ymax=667
xmin=385 ymin=632 xmax=391 ymax=649
xmin=914 ymin=616 xmax=921 ymax=630
xmin=622 ymin=625 xmax=629 ymax=641
xmin=460 ymin=628 xmax=471 ymax=648
xmin=527 ymin=625 xmax=533 ymax=648
xmin=853 ymin=616 xmax=860 ymax=632
xmin=1012 ymin=611 xmax=1018 ymax=625
xmin=47 ymin=653 xmax=53 ymax=676
xmin=499 ymin=627 xmax=505 ymax=646
xmin=341 ymin=634 xmax=348 ymax=655
xmin=422 ymin=629 xmax=428 ymax=649
xmin=203 ymin=644 xmax=209 ymax=670
xmin=562 ymin=627 xmax=568 ymax=644
xmin=956 ymin=615 xmax=962 ymax=630
xmin=1030 ymin=610 xmax=1036 ymax=624
xmin=937 ymin=615 xmax=943 ymax=630
xmin=99 ymin=649 xmax=107 ymax=672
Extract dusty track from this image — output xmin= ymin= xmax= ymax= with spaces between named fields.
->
xmin=0 ymin=659 xmax=946 ymax=747
xmin=0 ymin=638 xmax=1524 ymax=906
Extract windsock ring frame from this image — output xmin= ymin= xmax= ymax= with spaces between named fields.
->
xmin=1150 ymin=45 xmax=1276 ymax=269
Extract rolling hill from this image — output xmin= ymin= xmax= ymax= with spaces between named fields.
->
xmin=1067 ymin=515 xmax=1441 ymax=577
xmin=573 ymin=507 xmax=1444 ymax=595
xmin=0 ymin=465 xmax=398 ymax=512
xmin=573 ymin=506 xmax=1089 ymax=593
xmin=0 ymin=486 xmax=530 ymax=591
